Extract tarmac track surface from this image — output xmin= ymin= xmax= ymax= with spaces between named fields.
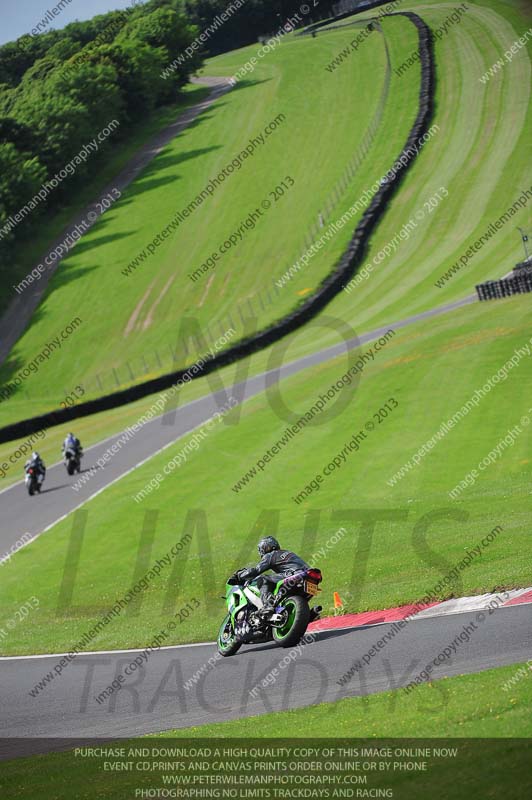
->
xmin=0 ymin=603 xmax=530 ymax=758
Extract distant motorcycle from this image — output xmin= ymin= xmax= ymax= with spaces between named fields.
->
xmin=25 ymin=466 xmax=42 ymax=496
xmin=64 ymin=447 xmax=81 ymax=475
xmin=217 ymin=567 xmax=323 ymax=657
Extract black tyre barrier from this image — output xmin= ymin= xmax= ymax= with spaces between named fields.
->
xmin=477 ymin=273 xmax=532 ymax=301
xmin=0 ymin=12 xmax=435 ymax=445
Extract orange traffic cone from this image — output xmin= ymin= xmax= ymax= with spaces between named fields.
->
xmin=333 ymin=591 xmax=343 ymax=610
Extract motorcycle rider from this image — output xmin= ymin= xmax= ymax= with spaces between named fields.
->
xmin=238 ymin=536 xmax=309 ymax=618
xmin=62 ymin=432 xmax=82 ymax=460
xmin=24 ymin=451 xmax=46 ymax=486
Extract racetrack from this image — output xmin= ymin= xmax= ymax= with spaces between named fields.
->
xmin=0 ymin=293 xmax=474 ymax=558
xmin=1 ymin=602 xmax=530 ymax=758
xmin=0 ymin=0 xmax=530 ymax=760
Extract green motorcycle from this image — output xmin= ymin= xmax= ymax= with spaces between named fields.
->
xmin=217 ymin=567 xmax=323 ymax=657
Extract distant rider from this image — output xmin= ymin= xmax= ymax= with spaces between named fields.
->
xmin=62 ymin=432 xmax=82 ymax=460
xmin=24 ymin=451 xmax=46 ymax=485
xmin=238 ymin=536 xmax=309 ymax=618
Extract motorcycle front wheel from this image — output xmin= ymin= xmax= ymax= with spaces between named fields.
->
xmin=217 ymin=614 xmax=241 ymax=657
xmin=272 ymin=596 xmax=310 ymax=648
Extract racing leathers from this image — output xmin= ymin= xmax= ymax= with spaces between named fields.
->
xmin=24 ymin=456 xmax=46 ymax=484
xmin=240 ymin=549 xmax=310 ymax=610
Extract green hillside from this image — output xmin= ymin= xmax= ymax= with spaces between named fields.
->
xmin=1 ymin=14 xmax=421 ymax=425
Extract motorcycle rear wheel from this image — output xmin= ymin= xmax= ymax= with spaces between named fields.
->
xmin=272 ymin=596 xmax=310 ymax=648
xmin=217 ymin=614 xmax=241 ymax=657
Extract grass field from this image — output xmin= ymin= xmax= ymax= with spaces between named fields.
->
xmin=0 ymin=1 xmax=529 ymax=436
xmin=0 ymin=0 xmax=531 ymax=660
xmin=1 ymin=295 xmax=531 ymax=655
xmin=219 ymin=0 xmax=532 ymax=375
xmin=1 ymin=663 xmax=531 ymax=799
xmin=0 ymin=0 xmax=531 ymax=752
xmin=0 ymin=14 xmax=420 ymax=427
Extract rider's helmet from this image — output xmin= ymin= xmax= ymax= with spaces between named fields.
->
xmin=258 ymin=536 xmax=280 ymax=557
xmin=32 ymin=451 xmax=40 ymax=460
